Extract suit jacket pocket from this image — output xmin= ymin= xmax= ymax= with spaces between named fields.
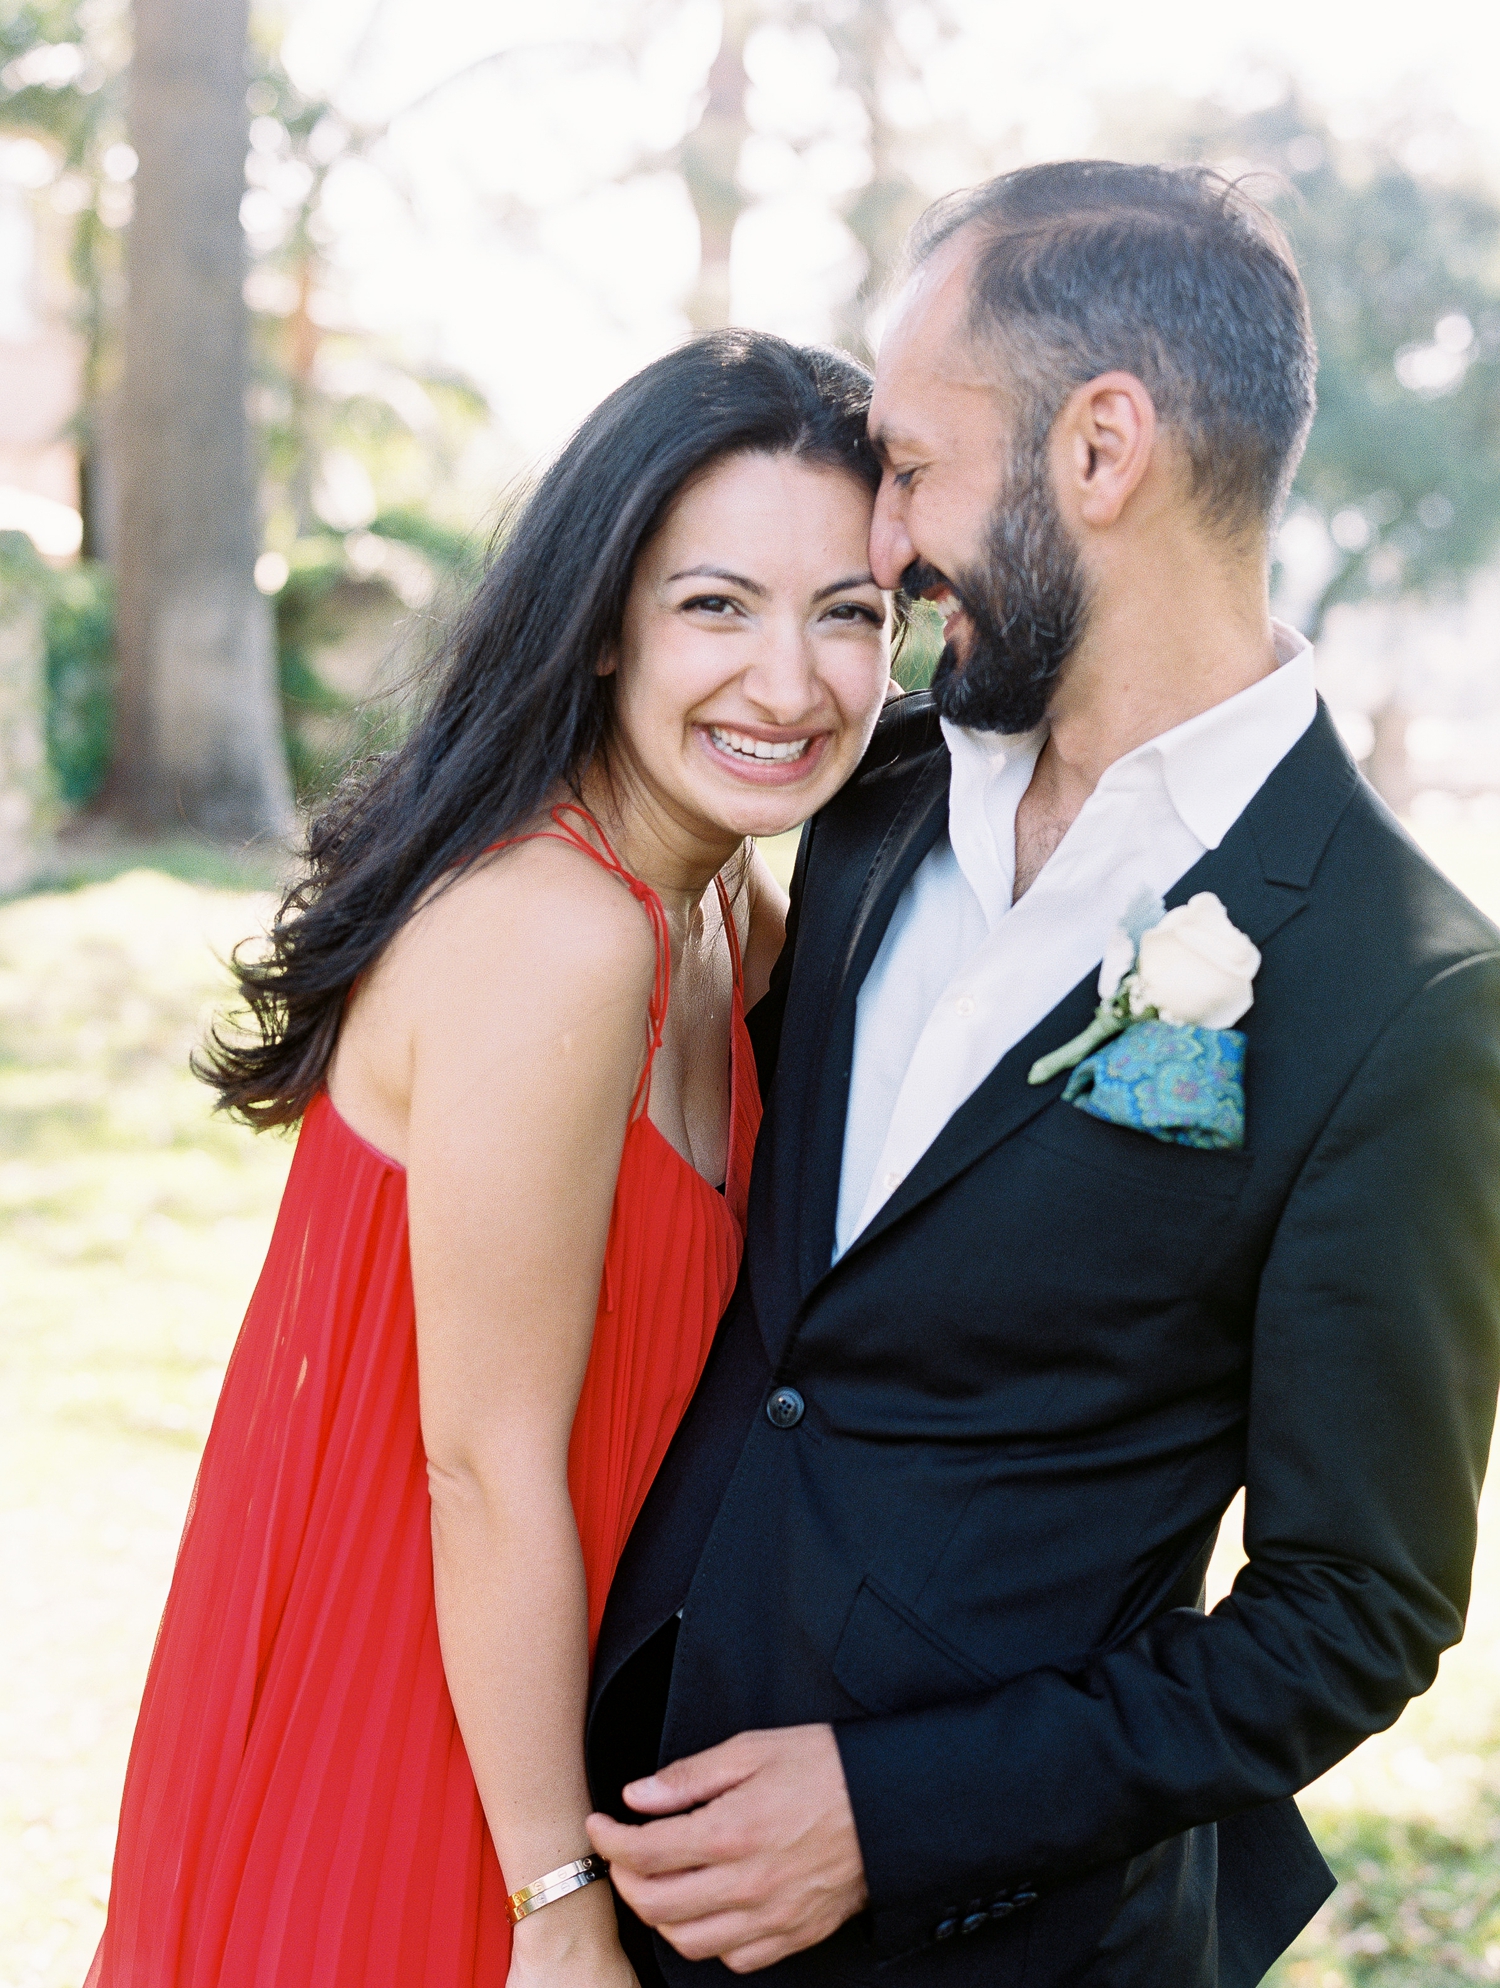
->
xmin=833 ymin=1577 xmax=998 ymax=1717
xmin=1022 ymin=1096 xmax=1253 ymax=1201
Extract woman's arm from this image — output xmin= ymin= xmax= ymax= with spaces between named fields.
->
xmin=392 ymin=844 xmax=658 ymax=1983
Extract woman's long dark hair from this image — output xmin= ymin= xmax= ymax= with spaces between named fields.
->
xmin=201 ymin=330 xmax=880 ymax=1128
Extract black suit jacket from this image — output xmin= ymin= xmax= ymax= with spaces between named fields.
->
xmin=589 ymin=695 xmax=1500 ymax=1987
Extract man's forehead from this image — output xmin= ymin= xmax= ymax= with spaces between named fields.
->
xmin=878 ymin=234 xmax=974 ymax=365
xmin=872 ymin=237 xmax=1004 ymax=439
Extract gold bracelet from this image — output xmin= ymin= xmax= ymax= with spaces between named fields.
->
xmin=507 ymin=1853 xmax=610 ymax=1925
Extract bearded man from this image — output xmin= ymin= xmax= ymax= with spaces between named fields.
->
xmin=586 ymin=161 xmax=1500 ymax=1987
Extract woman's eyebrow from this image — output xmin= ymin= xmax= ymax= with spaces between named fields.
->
xmin=813 ymin=572 xmax=878 ymax=602
xmin=666 ymin=564 xmax=767 ymax=596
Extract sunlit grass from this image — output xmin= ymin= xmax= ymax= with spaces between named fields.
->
xmin=0 ymin=827 xmax=1496 ymax=1988
xmin=0 ymin=873 xmax=293 ymax=1988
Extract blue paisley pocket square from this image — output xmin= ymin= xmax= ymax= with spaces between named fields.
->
xmin=1060 ymin=1018 xmax=1247 ymax=1151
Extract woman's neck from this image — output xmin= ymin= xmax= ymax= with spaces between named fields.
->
xmin=574 ymin=764 xmax=741 ymax=940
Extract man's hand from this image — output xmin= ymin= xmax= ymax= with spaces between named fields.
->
xmin=586 ymin=1724 xmax=868 ymax=1975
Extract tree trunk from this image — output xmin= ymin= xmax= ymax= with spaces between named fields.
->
xmin=681 ymin=2 xmax=754 ymax=332
xmin=109 ymin=0 xmax=292 ymax=839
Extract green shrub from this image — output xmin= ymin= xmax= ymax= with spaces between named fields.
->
xmin=0 ymin=537 xmax=115 ymax=812
xmin=43 ymin=559 xmax=115 ymax=807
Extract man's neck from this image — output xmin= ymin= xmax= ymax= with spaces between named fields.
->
xmin=1011 ymin=561 xmax=1280 ymax=902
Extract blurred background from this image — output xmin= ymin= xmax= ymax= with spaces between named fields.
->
xmin=2 ymin=2 xmax=1500 ymax=1984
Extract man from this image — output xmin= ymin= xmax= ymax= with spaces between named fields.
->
xmin=586 ymin=161 xmax=1500 ymax=1986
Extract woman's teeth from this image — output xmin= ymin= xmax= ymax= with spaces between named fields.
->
xmin=709 ymin=727 xmax=812 ymax=763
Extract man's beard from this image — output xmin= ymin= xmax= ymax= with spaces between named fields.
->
xmin=908 ymin=428 xmax=1092 ymax=734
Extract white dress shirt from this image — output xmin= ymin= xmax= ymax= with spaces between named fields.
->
xmin=833 ymin=622 xmax=1318 ymax=1259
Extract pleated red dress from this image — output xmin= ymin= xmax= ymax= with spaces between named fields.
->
xmin=89 ymin=811 xmax=762 ymax=1988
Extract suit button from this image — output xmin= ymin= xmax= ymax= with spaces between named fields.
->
xmin=989 ymin=1899 xmax=1014 ymax=1919
xmin=766 ymin=1387 xmax=805 ymax=1428
xmin=934 ymin=1918 xmax=958 ymax=1941
xmin=961 ymin=1913 xmax=987 ymax=1935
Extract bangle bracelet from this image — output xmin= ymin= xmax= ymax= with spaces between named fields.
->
xmin=507 ymin=1853 xmax=610 ymax=1925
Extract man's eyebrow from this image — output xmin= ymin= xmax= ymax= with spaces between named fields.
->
xmin=869 ymin=425 xmax=922 ymax=463
xmin=813 ymin=572 xmax=879 ymax=602
xmin=666 ymin=565 xmax=767 ymax=597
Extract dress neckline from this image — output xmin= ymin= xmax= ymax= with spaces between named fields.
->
xmin=320 ymin=1018 xmax=745 ymax=1210
xmin=321 ymin=812 xmax=750 ymax=1205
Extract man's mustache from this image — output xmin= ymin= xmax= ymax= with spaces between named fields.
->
xmin=899 ymin=558 xmax=957 ymax=604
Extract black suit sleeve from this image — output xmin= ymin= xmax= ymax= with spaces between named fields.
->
xmin=746 ymin=816 xmax=815 ymax=1098
xmin=835 ymin=950 xmax=1500 ymax=1935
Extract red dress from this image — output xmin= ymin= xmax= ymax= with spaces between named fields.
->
xmin=89 ymin=812 xmax=762 ymax=1988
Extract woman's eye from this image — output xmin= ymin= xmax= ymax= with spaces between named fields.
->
xmin=681 ymin=594 xmax=741 ymax=616
xmin=892 ymin=468 xmax=918 ymax=490
xmin=825 ymin=602 xmax=884 ymax=626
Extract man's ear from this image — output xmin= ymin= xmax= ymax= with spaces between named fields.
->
xmin=1054 ymin=371 xmax=1157 ymax=529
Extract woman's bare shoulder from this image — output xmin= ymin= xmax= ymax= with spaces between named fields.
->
xmin=384 ymin=834 xmax=659 ymax=1022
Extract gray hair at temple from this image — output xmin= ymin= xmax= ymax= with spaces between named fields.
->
xmin=907 ymin=160 xmax=1318 ymax=537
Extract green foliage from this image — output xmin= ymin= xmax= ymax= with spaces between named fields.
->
xmin=0 ymin=532 xmax=113 ymax=809
xmin=0 ymin=0 xmax=131 ymax=529
xmin=892 ymin=596 xmax=945 ymax=692
xmin=270 ymin=511 xmax=483 ymax=802
xmin=3 ymin=1 xmax=494 ymax=816
xmin=41 ymin=557 xmax=113 ymax=804
xmin=1269 ymin=1797 xmax=1500 ymax=1985
xmin=1152 ymin=91 xmax=1500 ymax=631
xmin=368 ymin=506 xmax=487 ymax=582
xmin=236 ymin=44 xmax=496 ymax=551
xmin=271 ymin=535 xmax=373 ymax=802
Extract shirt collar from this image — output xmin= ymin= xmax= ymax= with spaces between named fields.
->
xmin=939 ymin=715 xmax=1045 ymax=927
xmin=941 ymin=618 xmax=1317 ymax=862
xmin=1128 ymin=620 xmax=1317 ymax=850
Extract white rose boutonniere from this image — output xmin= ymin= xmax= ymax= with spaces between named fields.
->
xmin=1028 ymin=892 xmax=1261 ymax=1087
xmin=1128 ymin=895 xmax=1261 ymax=1029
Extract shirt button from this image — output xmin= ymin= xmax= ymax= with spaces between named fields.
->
xmin=954 ymin=995 xmax=975 ymax=1017
xmin=765 ymin=1387 xmax=805 ymax=1429
xmin=883 ymin=1170 xmax=901 ymax=1191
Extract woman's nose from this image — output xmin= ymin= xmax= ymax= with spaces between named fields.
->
xmin=869 ymin=481 xmax=914 ymax=593
xmin=742 ymin=622 xmax=820 ymax=722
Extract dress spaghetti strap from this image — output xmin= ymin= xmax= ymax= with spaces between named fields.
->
xmin=713 ymin=867 xmax=743 ymax=984
xmin=488 ymin=805 xmax=670 ymax=1120
xmin=490 ymin=805 xmax=744 ymax=1124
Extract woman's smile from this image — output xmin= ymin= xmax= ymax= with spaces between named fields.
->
xmin=697 ymin=722 xmax=832 ymax=786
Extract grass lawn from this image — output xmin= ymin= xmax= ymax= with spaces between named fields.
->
xmin=1 ymin=826 xmax=1497 ymax=1988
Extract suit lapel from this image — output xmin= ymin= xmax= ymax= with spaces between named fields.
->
xmin=814 ymin=701 xmax=1359 ymax=1286
xmin=795 ymin=751 xmax=951 ymax=1294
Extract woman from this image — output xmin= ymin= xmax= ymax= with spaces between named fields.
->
xmin=89 ymin=331 xmax=892 ymax=1988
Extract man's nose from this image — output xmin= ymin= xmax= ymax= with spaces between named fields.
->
xmin=870 ymin=481 xmax=914 ymax=593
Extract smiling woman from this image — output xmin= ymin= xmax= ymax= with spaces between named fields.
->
xmin=606 ymin=450 xmax=887 ymax=823
xmin=203 ymin=329 xmax=890 ymax=1129
xmin=87 ymin=329 xmax=892 ymax=1988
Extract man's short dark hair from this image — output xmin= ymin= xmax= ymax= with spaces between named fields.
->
xmin=910 ymin=160 xmax=1317 ymax=534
